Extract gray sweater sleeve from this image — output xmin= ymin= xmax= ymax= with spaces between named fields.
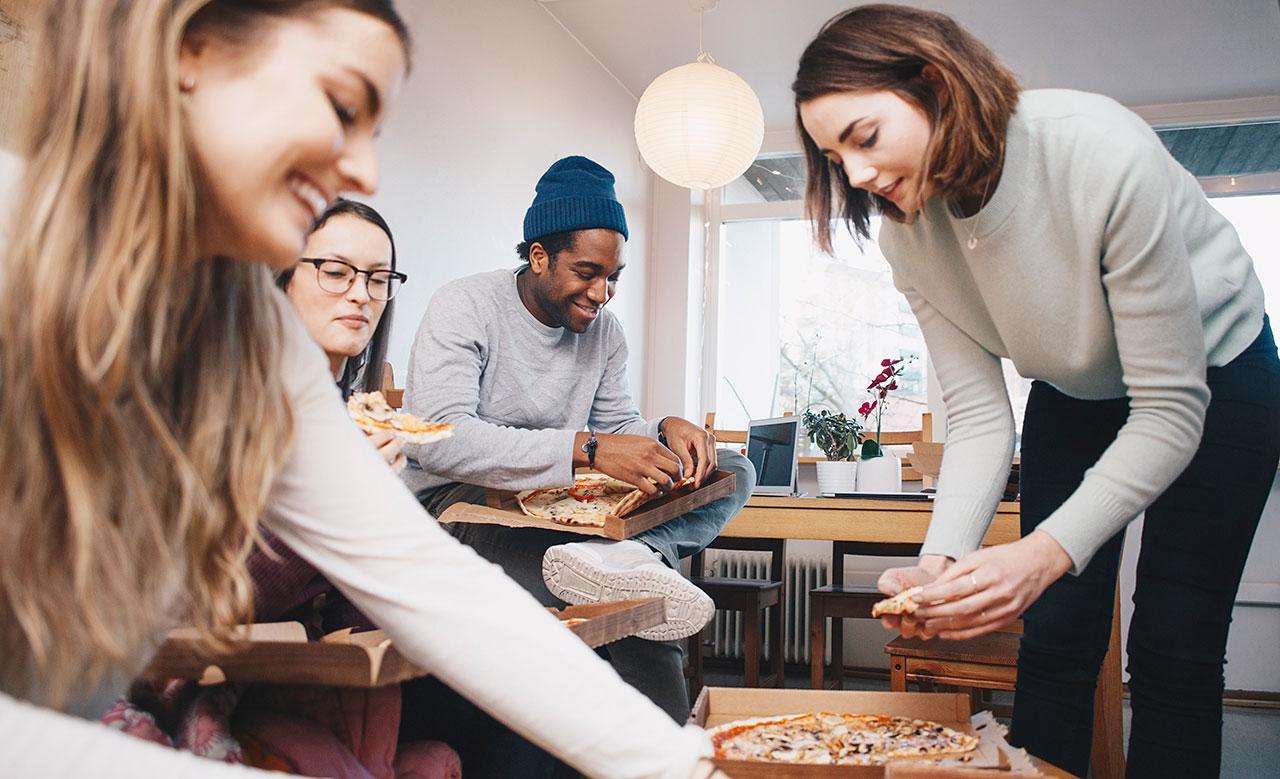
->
xmin=404 ymin=286 xmax=576 ymax=490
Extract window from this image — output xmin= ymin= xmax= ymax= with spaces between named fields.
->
xmin=713 ymin=216 xmax=927 ymax=432
xmin=707 ymin=152 xmax=1029 ymax=439
xmin=1208 ymin=193 xmax=1280 ymax=314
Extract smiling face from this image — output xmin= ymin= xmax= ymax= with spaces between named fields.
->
xmin=179 ymin=7 xmax=406 ymax=267
xmin=286 ymin=212 xmax=392 ymax=374
xmin=799 ymin=89 xmax=935 ymax=214
xmin=524 ymin=228 xmax=625 ymax=334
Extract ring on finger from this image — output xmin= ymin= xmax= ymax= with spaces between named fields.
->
xmin=969 ymin=572 xmax=979 ymax=591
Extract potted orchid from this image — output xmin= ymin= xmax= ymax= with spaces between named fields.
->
xmin=856 ymin=356 xmax=914 ymax=491
xmin=801 ymin=408 xmax=863 ymax=495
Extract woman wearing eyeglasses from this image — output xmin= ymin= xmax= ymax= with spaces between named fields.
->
xmin=279 ymin=198 xmax=409 ymax=472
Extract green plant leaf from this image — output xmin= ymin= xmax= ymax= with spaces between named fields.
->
xmin=861 ymin=438 xmax=882 ymax=459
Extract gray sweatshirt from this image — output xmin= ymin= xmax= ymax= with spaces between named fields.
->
xmin=402 ymin=268 xmax=661 ymax=494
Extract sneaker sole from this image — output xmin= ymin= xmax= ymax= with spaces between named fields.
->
xmin=542 ymin=547 xmax=714 ymax=641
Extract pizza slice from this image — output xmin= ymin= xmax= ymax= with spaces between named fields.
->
xmin=871 ymin=585 xmax=925 ymax=618
xmin=517 ymin=473 xmax=701 ymax=527
xmin=346 ymin=391 xmax=453 ymax=445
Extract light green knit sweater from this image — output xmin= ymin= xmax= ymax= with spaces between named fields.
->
xmin=880 ymin=89 xmax=1265 ymax=573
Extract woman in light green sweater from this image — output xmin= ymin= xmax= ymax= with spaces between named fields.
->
xmin=793 ymin=4 xmax=1279 ymax=777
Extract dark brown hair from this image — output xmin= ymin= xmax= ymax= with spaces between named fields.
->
xmin=278 ymin=198 xmax=399 ymax=397
xmin=793 ymin=4 xmax=1020 ymax=251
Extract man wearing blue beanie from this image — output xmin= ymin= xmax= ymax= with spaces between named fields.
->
xmin=402 ymin=156 xmax=756 ymax=721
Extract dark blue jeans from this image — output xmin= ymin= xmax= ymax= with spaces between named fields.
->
xmin=1010 ymin=317 xmax=1280 ymax=777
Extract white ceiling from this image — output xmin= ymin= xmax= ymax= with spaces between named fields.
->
xmin=539 ymin=0 xmax=1280 ymax=132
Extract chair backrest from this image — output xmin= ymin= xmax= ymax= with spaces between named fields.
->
xmin=703 ymin=411 xmax=747 ymax=444
xmin=863 ymin=412 xmax=933 ymax=445
xmin=381 ymin=361 xmax=404 ymax=409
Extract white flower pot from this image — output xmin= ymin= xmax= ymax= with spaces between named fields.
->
xmin=816 ymin=460 xmax=858 ymax=495
xmin=857 ymin=454 xmax=902 ymax=493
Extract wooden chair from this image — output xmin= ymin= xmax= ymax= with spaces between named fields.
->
xmin=809 ymin=541 xmax=921 ymax=689
xmin=687 ymin=538 xmax=785 ymax=697
xmin=686 ymin=413 xmax=785 ymax=698
xmin=886 ymin=587 xmax=1126 ymax=779
xmin=381 ymin=361 xmax=404 ymax=408
xmin=807 ymin=414 xmax=934 ymax=689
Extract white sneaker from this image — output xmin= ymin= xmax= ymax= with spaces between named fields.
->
xmin=542 ymin=539 xmax=714 ymax=641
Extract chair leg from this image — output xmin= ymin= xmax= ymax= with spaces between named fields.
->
xmin=769 ymin=602 xmax=785 ymax=688
xmin=809 ymin=601 xmax=825 ymax=690
xmin=889 ymin=654 xmax=907 ymax=692
xmin=829 ymin=615 xmax=844 ymax=690
xmin=688 ymin=624 xmax=704 ymax=702
xmin=743 ymin=607 xmax=761 ymax=687
xmin=1091 ymin=588 xmax=1126 ymax=779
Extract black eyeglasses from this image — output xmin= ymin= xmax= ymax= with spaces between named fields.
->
xmin=298 ymin=258 xmax=408 ymax=302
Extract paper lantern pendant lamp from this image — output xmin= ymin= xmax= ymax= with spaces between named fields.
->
xmin=634 ymin=3 xmax=765 ymax=190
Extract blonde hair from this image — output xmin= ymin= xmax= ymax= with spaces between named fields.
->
xmin=794 ymin=4 xmax=1021 ymax=251
xmin=0 ymin=0 xmax=295 ymax=707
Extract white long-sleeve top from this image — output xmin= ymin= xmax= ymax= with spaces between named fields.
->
xmin=1 ymin=294 xmax=710 ymax=779
xmin=880 ymin=89 xmax=1265 ymax=574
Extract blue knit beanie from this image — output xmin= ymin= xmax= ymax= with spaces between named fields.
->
xmin=523 ymin=156 xmax=629 ymax=242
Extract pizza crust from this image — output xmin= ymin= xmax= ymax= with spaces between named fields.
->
xmin=871 ymin=585 xmax=925 ymax=618
xmin=516 ymin=473 xmax=699 ymax=527
xmin=347 ymin=391 xmax=453 ymax=445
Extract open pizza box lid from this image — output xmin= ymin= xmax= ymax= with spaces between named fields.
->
xmin=437 ymin=469 xmax=737 ymax=540
xmin=691 ymin=687 xmax=1046 ymax=777
xmin=144 ymin=598 xmax=662 ymax=688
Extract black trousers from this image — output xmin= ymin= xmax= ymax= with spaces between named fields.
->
xmin=1009 ymin=317 xmax=1280 ymax=778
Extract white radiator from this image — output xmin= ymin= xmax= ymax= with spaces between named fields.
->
xmin=703 ymin=550 xmax=831 ymax=665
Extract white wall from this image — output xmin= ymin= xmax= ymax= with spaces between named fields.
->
xmin=370 ymin=0 xmax=651 ymax=401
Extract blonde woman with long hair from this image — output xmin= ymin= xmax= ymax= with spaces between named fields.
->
xmin=0 ymin=2 xmax=719 ymax=776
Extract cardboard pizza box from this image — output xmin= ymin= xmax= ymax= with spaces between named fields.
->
xmin=143 ymin=621 xmax=429 ymax=688
xmin=689 ymin=687 xmax=1058 ymax=778
xmin=550 ymin=598 xmax=664 ymax=648
xmin=438 ymin=468 xmax=737 ymax=540
xmin=144 ymin=598 xmax=662 ymax=687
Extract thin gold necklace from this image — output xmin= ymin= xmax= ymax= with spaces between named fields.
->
xmin=958 ymin=174 xmax=994 ymax=250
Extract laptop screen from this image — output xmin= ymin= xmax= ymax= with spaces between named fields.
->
xmin=745 ymin=417 xmax=799 ymax=495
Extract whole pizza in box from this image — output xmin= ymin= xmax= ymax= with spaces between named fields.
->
xmin=516 ymin=473 xmax=694 ymax=528
xmin=709 ymin=712 xmax=978 ymax=766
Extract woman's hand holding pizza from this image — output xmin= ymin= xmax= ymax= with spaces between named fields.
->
xmin=876 ymin=555 xmax=947 ymax=639
xmin=878 ymin=532 xmax=1072 ymax=640
xmin=659 ymin=416 xmax=718 ymax=487
xmin=366 ymin=427 xmax=407 ymax=474
xmin=909 ymin=531 xmax=1072 ymax=640
xmin=591 ymin=434 xmax=684 ymax=495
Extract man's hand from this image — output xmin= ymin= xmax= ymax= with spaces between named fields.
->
xmin=659 ymin=416 xmax=718 ymax=487
xmin=581 ymin=433 xmax=684 ymax=496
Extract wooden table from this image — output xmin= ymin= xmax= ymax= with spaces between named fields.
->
xmin=720 ymin=495 xmax=1020 ymax=546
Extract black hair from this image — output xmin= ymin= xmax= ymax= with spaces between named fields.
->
xmin=515 ymin=229 xmax=580 ymax=265
xmin=277 ymin=198 xmax=399 ymax=397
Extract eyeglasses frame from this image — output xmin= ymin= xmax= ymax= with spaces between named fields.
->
xmin=297 ymin=257 xmax=408 ymax=301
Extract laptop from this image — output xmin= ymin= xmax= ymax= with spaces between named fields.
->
xmin=744 ymin=416 xmax=800 ymax=496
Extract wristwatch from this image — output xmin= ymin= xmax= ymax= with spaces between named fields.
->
xmin=581 ymin=430 xmax=598 ymax=469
